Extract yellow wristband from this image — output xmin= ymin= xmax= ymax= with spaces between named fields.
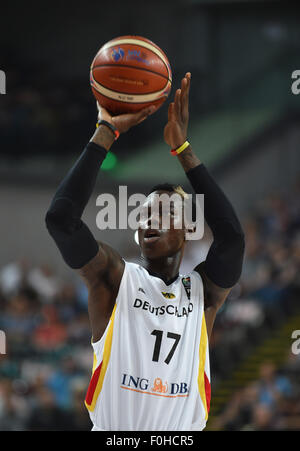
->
xmin=170 ymin=140 xmax=190 ymax=156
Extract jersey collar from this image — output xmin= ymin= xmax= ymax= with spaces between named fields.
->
xmin=144 ymin=268 xmax=179 ymax=286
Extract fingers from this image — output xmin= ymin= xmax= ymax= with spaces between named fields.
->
xmin=180 ymin=73 xmax=191 ymax=120
xmin=96 ymin=101 xmax=102 ymax=120
xmin=168 ymin=102 xmax=176 ymax=122
xmin=171 ymin=72 xmax=191 ymax=122
xmin=174 ymin=88 xmax=181 ymax=119
xmin=144 ymin=105 xmax=157 ymax=116
xmin=134 ymin=105 xmax=157 ymax=125
xmin=96 ymin=102 xmax=111 ymax=122
xmin=181 ymin=73 xmax=191 ymax=97
xmin=139 ymin=105 xmax=157 ymax=119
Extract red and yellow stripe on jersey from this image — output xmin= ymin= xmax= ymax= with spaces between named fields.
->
xmin=198 ymin=314 xmax=211 ymax=420
xmin=85 ymin=304 xmax=117 ymax=412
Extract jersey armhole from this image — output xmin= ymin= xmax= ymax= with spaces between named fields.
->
xmin=191 ymin=269 xmax=202 ymax=283
xmin=191 ymin=270 xmax=205 ymax=313
xmin=91 ymin=258 xmax=128 ymax=350
xmin=191 ymin=269 xmax=204 ymax=292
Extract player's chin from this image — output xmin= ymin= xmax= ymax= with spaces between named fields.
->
xmin=142 ymin=241 xmax=180 ymax=260
xmin=140 ymin=238 xmax=168 ymax=259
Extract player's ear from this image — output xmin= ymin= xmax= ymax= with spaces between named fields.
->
xmin=184 ymin=223 xmax=196 ymax=241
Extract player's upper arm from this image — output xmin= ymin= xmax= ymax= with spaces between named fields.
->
xmin=46 ymin=195 xmax=125 ymax=341
xmin=78 ymin=241 xmax=125 ymax=290
xmin=194 ymin=262 xmax=231 ymax=341
xmin=77 ymin=242 xmax=125 ymax=343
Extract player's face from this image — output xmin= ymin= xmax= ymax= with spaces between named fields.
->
xmin=138 ymin=190 xmax=186 ymax=259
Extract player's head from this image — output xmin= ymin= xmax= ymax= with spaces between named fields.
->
xmin=137 ymin=183 xmax=196 ymax=260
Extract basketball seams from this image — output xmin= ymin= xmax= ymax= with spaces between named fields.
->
xmin=93 ymin=48 xmax=170 ymax=81
xmin=91 ymin=73 xmax=171 ymax=103
xmin=100 ymin=38 xmax=168 ymax=63
xmin=97 ymin=38 xmax=172 ymax=80
xmin=91 ymin=72 xmax=168 ymax=96
xmin=91 ymin=89 xmax=166 ymax=106
xmin=91 ymin=63 xmax=171 ymax=83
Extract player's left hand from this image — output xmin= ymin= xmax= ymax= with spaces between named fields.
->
xmin=164 ymin=72 xmax=191 ymax=149
xmin=97 ymin=102 xmax=157 ymax=134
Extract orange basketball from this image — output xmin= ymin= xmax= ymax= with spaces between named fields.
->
xmin=90 ymin=35 xmax=172 ymax=114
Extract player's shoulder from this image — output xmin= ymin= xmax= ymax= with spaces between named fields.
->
xmin=179 ymin=268 xmax=204 ymax=298
xmin=122 ymin=259 xmax=141 ymax=272
xmin=126 ymin=261 xmax=203 ymax=281
xmin=121 ymin=259 xmax=146 ymax=279
xmin=180 ymin=268 xmax=203 ymax=283
xmin=122 ymin=260 xmax=204 ymax=291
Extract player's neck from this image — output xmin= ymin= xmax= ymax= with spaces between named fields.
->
xmin=141 ymin=254 xmax=182 ymax=285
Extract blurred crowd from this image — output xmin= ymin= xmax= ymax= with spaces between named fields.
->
xmin=212 ymin=356 xmax=300 ymax=431
xmin=0 ymin=262 xmax=93 ymax=430
xmin=208 ymin=178 xmax=300 ymax=430
xmin=0 ymin=48 xmax=94 ymax=159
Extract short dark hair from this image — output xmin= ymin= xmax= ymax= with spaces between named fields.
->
xmin=147 ymin=183 xmax=197 ymax=222
xmin=148 ymin=183 xmax=180 ymax=195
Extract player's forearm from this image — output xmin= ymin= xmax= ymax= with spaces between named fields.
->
xmin=47 ymin=126 xmax=111 ymax=219
xmin=177 ymin=144 xmax=201 ymax=172
xmin=45 ymin=126 xmax=112 ymax=268
xmin=178 ymin=145 xmax=242 ymax=237
xmin=90 ymin=124 xmax=115 ymax=151
xmin=179 ymin=145 xmax=245 ymax=288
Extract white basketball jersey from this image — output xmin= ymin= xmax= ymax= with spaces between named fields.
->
xmin=85 ymin=261 xmax=211 ymax=431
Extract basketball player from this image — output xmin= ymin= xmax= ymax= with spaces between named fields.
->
xmin=45 ymin=72 xmax=245 ymax=431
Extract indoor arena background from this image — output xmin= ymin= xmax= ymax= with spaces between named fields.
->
xmin=0 ymin=0 xmax=300 ymax=431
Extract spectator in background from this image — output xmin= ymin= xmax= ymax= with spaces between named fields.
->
xmin=242 ymin=403 xmax=276 ymax=431
xmin=257 ymin=361 xmax=292 ymax=408
xmin=0 ymin=259 xmax=29 ymax=297
xmin=67 ymin=380 xmax=92 ymax=431
xmin=26 ymin=387 xmax=69 ymax=431
xmin=46 ymin=356 xmax=81 ymax=410
xmin=0 ymin=292 xmax=40 ymax=347
xmin=32 ymin=305 xmax=67 ymax=350
xmin=0 ymin=379 xmax=28 ymax=431
xmin=27 ymin=264 xmax=61 ymax=303
xmin=212 ymin=384 xmax=259 ymax=431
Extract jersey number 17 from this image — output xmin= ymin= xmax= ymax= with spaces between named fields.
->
xmin=151 ymin=330 xmax=181 ymax=365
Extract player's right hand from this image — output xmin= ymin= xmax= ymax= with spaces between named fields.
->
xmin=164 ymin=72 xmax=191 ymax=149
xmin=97 ymin=102 xmax=157 ymax=134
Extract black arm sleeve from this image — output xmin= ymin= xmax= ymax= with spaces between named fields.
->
xmin=186 ymin=163 xmax=245 ymax=288
xmin=45 ymin=142 xmax=107 ymax=269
